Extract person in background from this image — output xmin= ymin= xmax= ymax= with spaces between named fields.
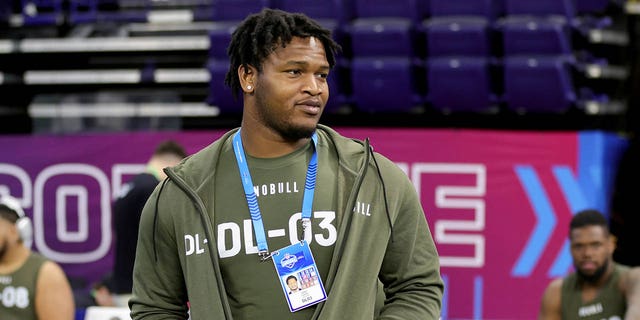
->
xmin=110 ymin=140 xmax=187 ymax=307
xmin=130 ymin=8 xmax=443 ymax=320
xmin=0 ymin=195 xmax=75 ymax=320
xmin=539 ymin=209 xmax=640 ymax=320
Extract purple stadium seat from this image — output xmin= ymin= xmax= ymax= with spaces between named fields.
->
xmin=429 ymin=0 xmax=503 ymax=20
xmin=323 ymin=66 xmax=347 ymax=114
xmin=350 ymin=57 xmax=423 ymax=113
xmin=272 ymin=0 xmax=345 ymax=45
xmin=424 ymin=17 xmax=490 ymax=57
xmin=504 ymin=55 xmax=576 ymax=113
xmin=211 ymin=0 xmax=269 ymax=22
xmin=69 ymin=0 xmax=98 ymax=23
xmin=576 ymin=0 xmax=612 ymax=14
xmin=274 ymin=0 xmax=351 ymax=24
xmin=354 ymin=0 xmax=426 ymax=21
xmin=427 ymin=57 xmax=496 ymax=112
xmin=1 ymin=0 xmax=11 ymax=23
xmin=207 ymin=58 xmax=242 ymax=114
xmin=208 ymin=22 xmax=236 ymax=59
xmin=21 ymin=0 xmax=64 ymax=25
xmin=504 ymin=0 xmax=576 ymax=19
xmin=501 ymin=16 xmax=572 ymax=55
xmin=348 ymin=18 xmax=415 ymax=57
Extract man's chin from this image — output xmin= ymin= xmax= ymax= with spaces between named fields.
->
xmin=577 ymin=269 xmax=603 ymax=284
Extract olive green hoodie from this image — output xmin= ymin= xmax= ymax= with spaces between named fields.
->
xmin=130 ymin=125 xmax=443 ymax=319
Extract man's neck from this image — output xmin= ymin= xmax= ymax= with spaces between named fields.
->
xmin=239 ymin=124 xmax=310 ymax=158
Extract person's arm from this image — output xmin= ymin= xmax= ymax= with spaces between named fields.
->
xmin=35 ymin=260 xmax=75 ymax=320
xmin=130 ymin=182 xmax=189 ymax=320
xmin=538 ymin=279 xmax=562 ymax=320
xmin=624 ymin=267 xmax=640 ymax=320
xmin=377 ymin=171 xmax=444 ymax=319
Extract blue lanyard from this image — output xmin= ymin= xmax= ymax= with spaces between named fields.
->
xmin=232 ymin=130 xmax=318 ymax=261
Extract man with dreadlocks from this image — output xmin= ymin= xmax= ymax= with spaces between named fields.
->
xmin=130 ymin=8 xmax=443 ymax=320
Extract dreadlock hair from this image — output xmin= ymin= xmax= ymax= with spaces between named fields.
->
xmin=225 ymin=8 xmax=342 ymax=99
xmin=569 ymin=209 xmax=610 ymax=236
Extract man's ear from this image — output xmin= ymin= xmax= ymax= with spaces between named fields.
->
xmin=609 ymin=234 xmax=617 ymax=251
xmin=238 ymin=65 xmax=256 ymax=93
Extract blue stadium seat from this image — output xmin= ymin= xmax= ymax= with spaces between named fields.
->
xmin=501 ymin=16 xmax=572 ymax=56
xmin=350 ymin=57 xmax=423 ymax=113
xmin=576 ymin=0 xmax=613 ymax=14
xmin=207 ymin=59 xmax=242 ymax=114
xmin=69 ymin=0 xmax=98 ymax=23
xmin=273 ymin=0 xmax=351 ymax=25
xmin=504 ymin=55 xmax=576 ymax=113
xmin=323 ymin=66 xmax=348 ymax=114
xmin=21 ymin=0 xmax=64 ymax=25
xmin=211 ymin=0 xmax=269 ymax=22
xmin=424 ymin=17 xmax=491 ymax=57
xmin=429 ymin=0 xmax=503 ymax=20
xmin=208 ymin=22 xmax=236 ymax=59
xmin=504 ymin=0 xmax=575 ymax=19
xmin=354 ymin=0 xmax=426 ymax=21
xmin=427 ymin=57 xmax=496 ymax=113
xmin=1 ymin=0 xmax=12 ymax=24
xmin=348 ymin=18 xmax=415 ymax=57
xmin=272 ymin=0 xmax=345 ymax=46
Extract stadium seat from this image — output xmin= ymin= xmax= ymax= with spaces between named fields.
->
xmin=21 ymin=0 xmax=64 ymax=25
xmin=348 ymin=18 xmax=416 ymax=57
xmin=504 ymin=0 xmax=576 ymax=19
xmin=504 ymin=55 xmax=576 ymax=113
xmin=354 ymin=0 xmax=426 ymax=21
xmin=274 ymin=0 xmax=351 ymax=25
xmin=500 ymin=16 xmax=572 ymax=56
xmin=1 ymin=0 xmax=12 ymax=24
xmin=424 ymin=17 xmax=491 ymax=57
xmin=272 ymin=0 xmax=344 ymax=46
xmin=211 ymin=0 xmax=269 ymax=22
xmin=69 ymin=0 xmax=98 ymax=23
xmin=429 ymin=0 xmax=503 ymax=20
xmin=208 ymin=22 xmax=236 ymax=59
xmin=576 ymin=0 xmax=616 ymax=14
xmin=350 ymin=57 xmax=423 ymax=113
xmin=427 ymin=57 xmax=496 ymax=113
xmin=206 ymin=58 xmax=242 ymax=114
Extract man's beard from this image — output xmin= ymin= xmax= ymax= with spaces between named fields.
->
xmin=254 ymin=90 xmax=318 ymax=142
xmin=576 ymin=259 xmax=609 ymax=284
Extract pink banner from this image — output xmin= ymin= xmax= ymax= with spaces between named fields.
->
xmin=0 ymin=128 xmax=625 ymax=319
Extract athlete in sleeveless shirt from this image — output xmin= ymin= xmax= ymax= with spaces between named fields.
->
xmin=0 ymin=196 xmax=75 ymax=320
xmin=538 ymin=209 xmax=640 ymax=320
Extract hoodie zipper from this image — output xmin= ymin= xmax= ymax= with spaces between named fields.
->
xmin=163 ymin=168 xmax=235 ymax=320
xmin=311 ymin=137 xmax=372 ymax=320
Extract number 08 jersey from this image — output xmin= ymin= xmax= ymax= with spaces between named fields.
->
xmin=0 ymin=252 xmax=47 ymax=320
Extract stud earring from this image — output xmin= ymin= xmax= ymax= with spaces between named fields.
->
xmin=247 ymin=85 xmax=252 ymax=90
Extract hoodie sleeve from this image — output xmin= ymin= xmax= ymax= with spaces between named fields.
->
xmin=377 ymin=169 xmax=444 ymax=320
xmin=130 ymin=180 xmax=190 ymax=320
